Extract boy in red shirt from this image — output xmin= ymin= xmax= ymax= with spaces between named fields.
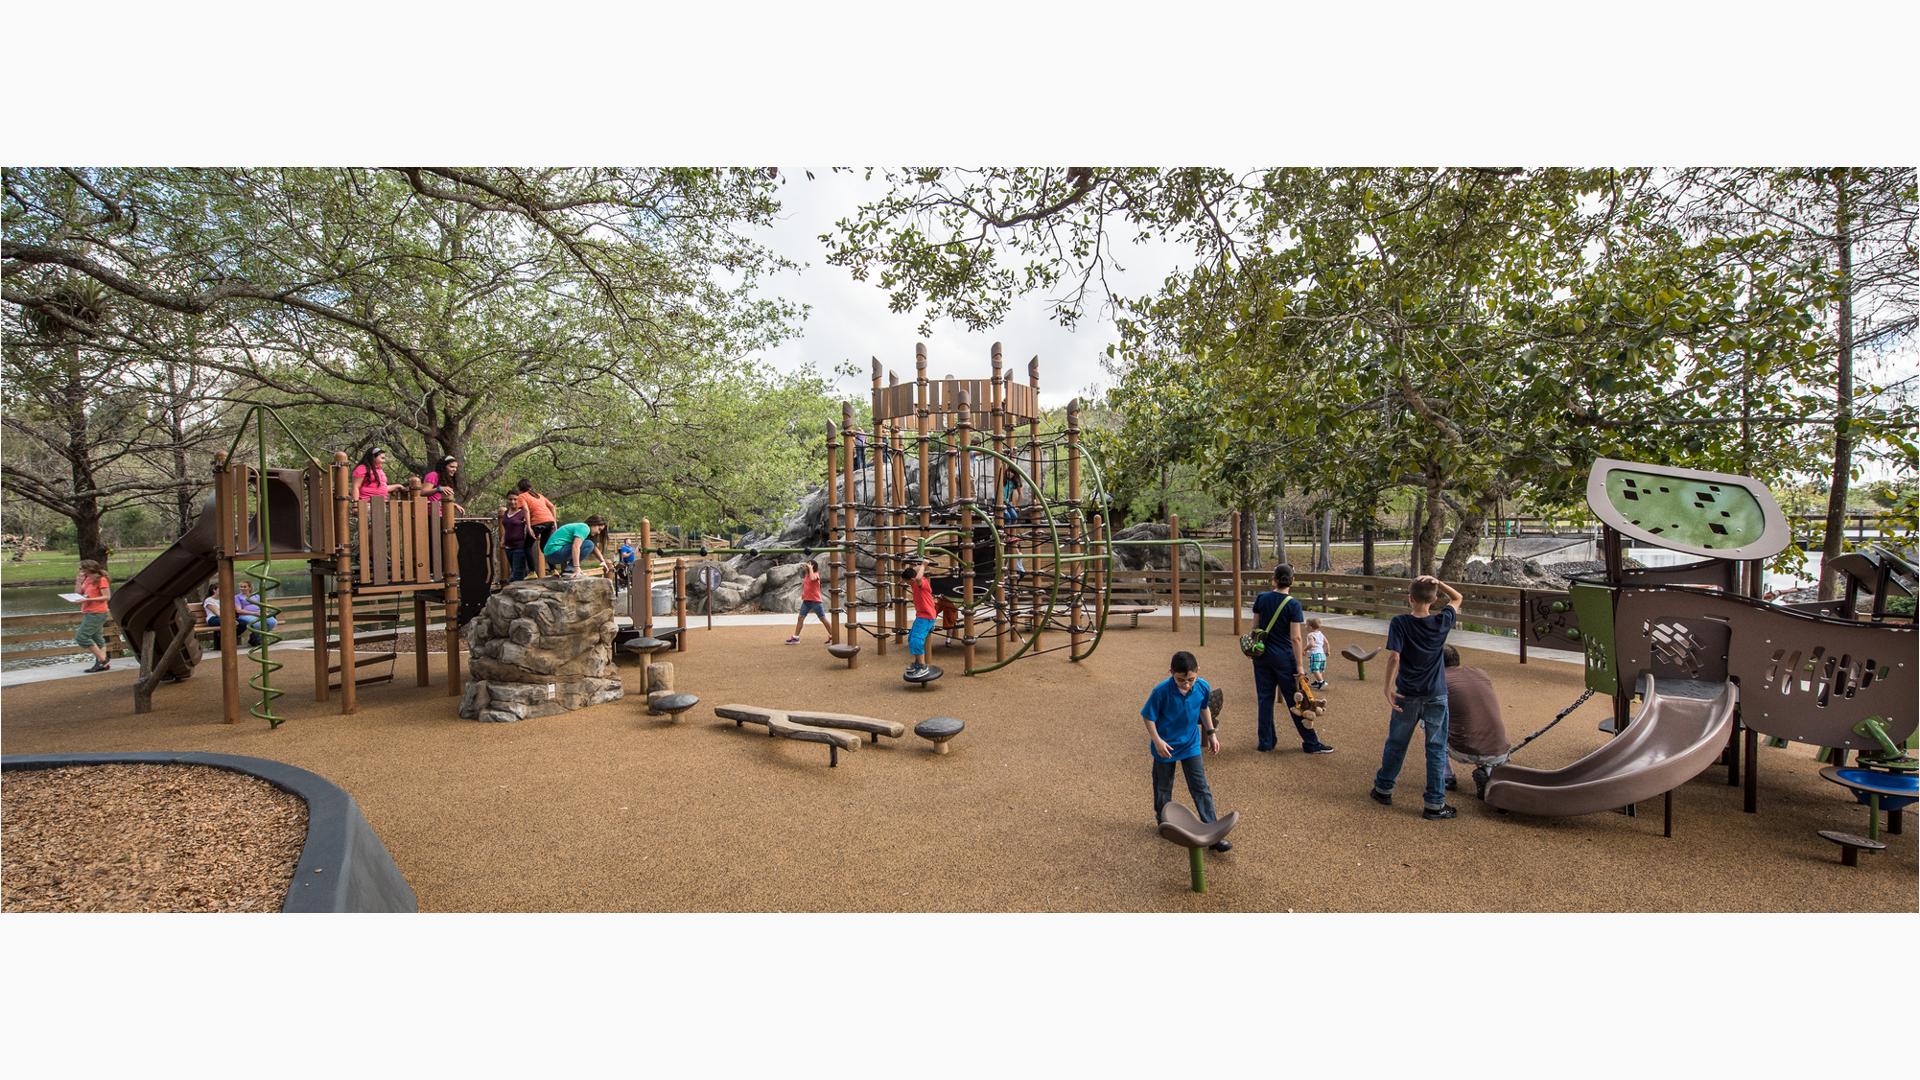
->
xmin=785 ymin=560 xmax=832 ymax=644
xmin=903 ymin=560 xmax=936 ymax=678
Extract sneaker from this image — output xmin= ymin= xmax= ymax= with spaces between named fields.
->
xmin=906 ymin=664 xmax=928 ymax=678
xmin=1422 ymin=805 xmax=1458 ymax=820
xmin=1210 ymin=840 xmax=1232 ymax=853
xmin=1304 ymin=742 xmax=1335 ymax=755
xmin=1472 ymin=766 xmax=1491 ymax=801
xmin=784 ymin=635 xmax=800 ymax=644
xmin=83 ymin=661 xmax=109 ymax=673
xmin=1369 ymin=789 xmax=1392 ymax=807
xmin=1445 ymin=774 xmax=1459 ymax=792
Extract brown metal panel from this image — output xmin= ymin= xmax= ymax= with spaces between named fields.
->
xmin=1613 ymin=586 xmax=1916 ymax=748
xmin=428 ymin=504 xmax=443 ymax=579
xmin=356 ymin=500 xmax=370 ymax=582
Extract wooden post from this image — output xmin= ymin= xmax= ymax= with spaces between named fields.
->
xmin=958 ymin=389 xmax=976 ymax=671
xmin=1170 ymin=513 xmax=1182 ymax=634
xmin=873 ymin=359 xmax=889 ymax=657
xmin=1231 ymin=510 xmax=1244 ymax=637
xmin=1027 ymin=356 xmax=1043 ymax=643
xmin=311 ymin=569 xmax=329 ymax=702
xmin=891 ymin=417 xmax=909 ymax=636
xmin=332 ymin=452 xmax=357 ymax=715
xmin=674 ymin=558 xmax=688 ymax=651
xmin=1066 ymin=398 xmax=1084 ymax=658
xmin=443 ymin=502 xmax=461 ymax=695
xmin=413 ymin=592 xmax=431 ymax=687
xmin=212 ymin=454 xmax=242 ymax=724
xmin=1518 ymin=588 xmax=1529 ymax=665
xmin=826 ymin=420 xmax=841 ymax=643
xmin=842 ymin=402 xmax=859 ymax=665
xmin=639 ymin=518 xmax=653 ymax=639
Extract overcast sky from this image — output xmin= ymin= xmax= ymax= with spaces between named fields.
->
xmin=748 ymin=169 xmax=1188 ymax=408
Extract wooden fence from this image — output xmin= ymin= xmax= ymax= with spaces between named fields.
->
xmin=1104 ymin=568 xmax=1526 ymax=633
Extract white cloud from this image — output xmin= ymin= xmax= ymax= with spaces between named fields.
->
xmin=747 ymin=169 xmax=1191 ymax=409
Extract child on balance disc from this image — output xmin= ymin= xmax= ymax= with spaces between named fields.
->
xmin=1141 ymin=650 xmax=1229 ymax=852
xmin=903 ymin=559 xmax=936 ymax=679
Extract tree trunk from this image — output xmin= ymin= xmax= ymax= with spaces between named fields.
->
xmin=166 ymin=364 xmax=196 ymax=536
xmin=63 ymin=357 xmax=109 ymax=562
xmin=1362 ymin=523 xmax=1376 ymax=576
xmin=1318 ymin=509 xmax=1333 ymax=572
xmin=1241 ymin=508 xmax=1259 ymax=570
xmin=1415 ymin=471 xmax=1445 ymax=576
xmin=1273 ymin=503 xmax=1288 ymax=567
xmin=1818 ymin=170 xmax=1855 ymax=602
xmin=1437 ymin=495 xmax=1494 ymax=580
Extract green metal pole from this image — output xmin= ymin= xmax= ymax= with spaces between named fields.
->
xmin=1188 ymin=847 xmax=1206 ymax=893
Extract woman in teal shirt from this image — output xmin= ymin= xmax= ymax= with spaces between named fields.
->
xmin=543 ymin=515 xmax=611 ymax=575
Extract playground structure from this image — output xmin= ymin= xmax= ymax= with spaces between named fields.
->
xmin=1483 ymin=458 xmax=1916 ymax=836
xmin=108 ymin=407 xmax=459 ymax=726
xmin=617 ymin=344 xmax=1221 ymax=680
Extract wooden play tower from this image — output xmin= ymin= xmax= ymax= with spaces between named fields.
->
xmin=206 ymin=409 xmax=459 ymax=725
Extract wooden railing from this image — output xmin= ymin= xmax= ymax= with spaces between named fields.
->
xmin=3 ymin=599 xmax=452 ymax=666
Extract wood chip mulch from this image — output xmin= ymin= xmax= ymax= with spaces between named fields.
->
xmin=2 ymin=764 xmax=308 ymax=913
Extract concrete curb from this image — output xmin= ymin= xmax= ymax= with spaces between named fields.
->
xmin=1 ymin=751 xmax=416 ymax=913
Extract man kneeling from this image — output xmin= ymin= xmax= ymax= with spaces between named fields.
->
xmin=1443 ymin=645 xmax=1510 ymax=799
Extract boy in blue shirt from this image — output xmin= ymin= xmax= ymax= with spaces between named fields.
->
xmin=1370 ymin=575 xmax=1464 ymax=819
xmin=1141 ymin=651 xmax=1230 ymax=852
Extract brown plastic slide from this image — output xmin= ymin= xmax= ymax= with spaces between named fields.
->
xmin=107 ymin=510 xmax=220 ymax=681
xmin=1482 ymin=676 xmax=1738 ymax=818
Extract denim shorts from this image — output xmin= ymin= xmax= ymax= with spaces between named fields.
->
xmin=800 ymin=600 xmax=826 ymax=618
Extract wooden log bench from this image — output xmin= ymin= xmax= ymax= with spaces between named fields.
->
xmin=1106 ymin=605 xmax=1155 ymax=629
xmin=714 ymin=703 xmax=863 ymax=767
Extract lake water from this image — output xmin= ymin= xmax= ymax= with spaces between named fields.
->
xmin=1 ymin=577 xmax=314 ymax=671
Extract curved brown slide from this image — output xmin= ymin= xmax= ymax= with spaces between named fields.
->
xmin=1483 ymin=676 xmax=1738 ymax=818
xmin=108 ymin=510 xmax=219 ymax=683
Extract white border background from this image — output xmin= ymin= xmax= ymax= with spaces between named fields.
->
xmin=5 ymin=1 xmax=1917 ymax=1075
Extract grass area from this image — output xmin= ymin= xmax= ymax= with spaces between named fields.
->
xmin=0 ymin=548 xmax=312 ymax=588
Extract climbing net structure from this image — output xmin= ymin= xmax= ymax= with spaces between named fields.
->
xmin=825 ymin=343 xmax=1185 ymax=675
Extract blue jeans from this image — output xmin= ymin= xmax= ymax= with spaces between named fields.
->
xmin=546 ymin=538 xmax=595 ymax=571
xmin=506 ymin=545 xmax=529 ymax=581
xmin=1253 ymin=662 xmax=1318 ymax=750
xmin=1374 ymin=693 xmax=1451 ymax=809
xmin=1153 ymin=754 xmax=1218 ymax=825
xmin=235 ymin=614 xmax=277 ymax=645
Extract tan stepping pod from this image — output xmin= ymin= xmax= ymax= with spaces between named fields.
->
xmin=1156 ymin=803 xmax=1240 ymax=893
xmin=646 ymin=662 xmax=675 ymax=693
xmin=1342 ymin=645 xmax=1381 ymax=680
xmin=914 ymin=716 xmax=965 ymax=754
xmin=1818 ymin=829 xmax=1886 ymax=867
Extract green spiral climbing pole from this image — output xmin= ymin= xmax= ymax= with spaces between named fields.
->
xmin=223 ymin=406 xmax=322 ymax=730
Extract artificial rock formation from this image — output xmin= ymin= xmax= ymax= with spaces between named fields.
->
xmin=459 ymin=576 xmax=622 ymax=723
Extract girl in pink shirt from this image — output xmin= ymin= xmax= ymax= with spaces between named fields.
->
xmin=351 ymin=447 xmax=404 ymax=500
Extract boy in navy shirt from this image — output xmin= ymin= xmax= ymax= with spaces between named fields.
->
xmin=1141 ymin=651 xmax=1230 ymax=852
xmin=1371 ymin=575 xmax=1464 ymax=819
